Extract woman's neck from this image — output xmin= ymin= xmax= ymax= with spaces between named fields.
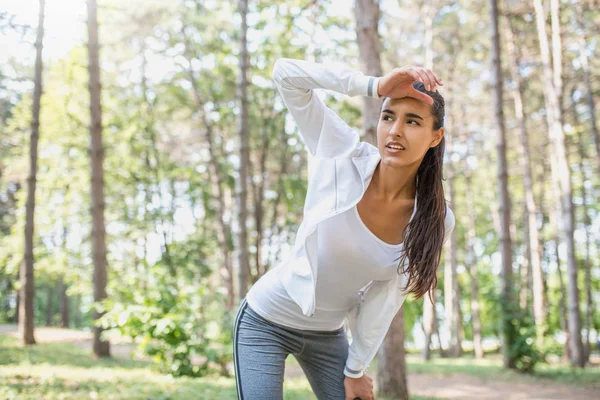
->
xmin=372 ymin=160 xmax=418 ymax=203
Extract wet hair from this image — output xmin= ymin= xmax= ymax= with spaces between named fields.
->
xmin=382 ymin=81 xmax=447 ymax=300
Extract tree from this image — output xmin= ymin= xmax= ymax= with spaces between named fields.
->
xmin=354 ymin=0 xmax=383 ymax=145
xmin=236 ymin=0 xmax=251 ymax=301
xmin=489 ymin=0 xmax=516 ymax=369
xmin=504 ymin=10 xmax=545 ymax=348
xmin=87 ymin=0 xmax=110 ymax=358
xmin=533 ymin=0 xmax=584 ymax=367
xmin=19 ymin=0 xmax=45 ymax=346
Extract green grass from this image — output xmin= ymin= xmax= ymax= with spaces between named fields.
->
xmin=0 ymin=335 xmax=437 ymax=400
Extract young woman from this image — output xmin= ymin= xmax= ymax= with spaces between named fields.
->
xmin=233 ymin=58 xmax=455 ymax=400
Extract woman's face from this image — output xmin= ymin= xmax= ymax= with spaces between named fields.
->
xmin=376 ymin=96 xmax=444 ymax=168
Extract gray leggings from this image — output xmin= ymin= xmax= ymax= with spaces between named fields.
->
xmin=233 ymin=298 xmax=349 ymax=400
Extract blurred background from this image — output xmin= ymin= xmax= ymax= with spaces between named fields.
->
xmin=0 ymin=0 xmax=599 ymax=399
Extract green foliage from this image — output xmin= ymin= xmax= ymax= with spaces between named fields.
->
xmin=100 ymin=251 xmax=233 ymax=377
xmin=490 ymin=288 xmax=543 ymax=373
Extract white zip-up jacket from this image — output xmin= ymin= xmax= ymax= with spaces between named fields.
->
xmin=271 ymin=58 xmax=455 ymax=379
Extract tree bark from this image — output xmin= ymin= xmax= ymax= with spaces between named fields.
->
xmin=504 ymin=13 xmax=545 ymax=347
xmin=533 ymin=0 xmax=584 ymax=367
xmin=58 ymin=277 xmax=69 ymax=328
xmin=377 ymin=307 xmax=409 ymax=400
xmin=422 ymin=293 xmax=435 ymax=360
xmin=236 ymin=0 xmax=251 ymax=300
xmin=489 ymin=0 xmax=516 ymax=369
xmin=87 ymin=0 xmax=110 ymax=358
xmin=465 ymin=172 xmax=484 ymax=359
xmin=354 ymin=0 xmax=383 ymax=145
xmin=20 ymin=0 xmax=45 ymax=346
xmin=571 ymin=96 xmax=593 ymax=362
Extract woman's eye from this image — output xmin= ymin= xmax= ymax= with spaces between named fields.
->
xmin=408 ymin=120 xmax=420 ymax=126
xmin=383 ymin=115 xmax=392 ymax=121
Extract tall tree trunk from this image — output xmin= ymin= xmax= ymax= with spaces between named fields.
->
xmin=465 ymin=172 xmax=484 ymax=359
xmin=236 ymin=0 xmax=251 ymax=300
xmin=74 ymin=294 xmax=82 ymax=329
xmin=377 ymin=307 xmax=409 ymax=400
xmin=504 ymin=13 xmax=545 ymax=347
xmin=354 ymin=0 xmax=383 ymax=145
xmin=422 ymin=293 xmax=435 ymax=360
xmin=490 ymin=0 xmax=515 ymax=369
xmin=87 ymin=0 xmax=110 ymax=358
xmin=249 ymin=110 xmax=273 ymax=281
xmin=20 ymin=0 xmax=45 ymax=346
xmin=571 ymin=98 xmax=593 ymax=362
xmin=58 ymin=277 xmax=69 ymax=328
xmin=533 ymin=0 xmax=583 ymax=367
xmin=45 ymin=284 xmax=53 ymax=326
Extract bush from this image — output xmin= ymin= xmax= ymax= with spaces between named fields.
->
xmin=99 ymin=274 xmax=233 ymax=378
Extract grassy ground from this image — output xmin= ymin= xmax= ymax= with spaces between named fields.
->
xmin=0 ymin=335 xmax=438 ymax=400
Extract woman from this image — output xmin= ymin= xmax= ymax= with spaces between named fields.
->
xmin=233 ymin=58 xmax=455 ymax=400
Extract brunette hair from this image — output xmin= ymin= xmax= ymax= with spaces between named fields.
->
xmin=383 ymin=81 xmax=448 ymax=300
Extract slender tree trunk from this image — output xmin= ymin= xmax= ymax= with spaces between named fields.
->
xmin=490 ymin=0 xmax=516 ymax=369
xmin=444 ymin=66 xmax=462 ymax=357
xmin=354 ymin=0 xmax=383 ymax=145
xmin=58 ymin=277 xmax=69 ymax=328
xmin=74 ymin=294 xmax=81 ymax=328
xmin=249 ymin=113 xmax=272 ymax=280
xmin=45 ymin=284 xmax=53 ymax=326
xmin=422 ymin=292 xmax=435 ymax=360
xmin=504 ymin=14 xmax=545 ymax=347
xmin=20 ymin=0 xmax=45 ymax=346
xmin=236 ymin=0 xmax=251 ymax=300
xmin=571 ymin=99 xmax=593 ymax=362
xmin=377 ymin=307 xmax=409 ymax=400
xmin=533 ymin=0 xmax=583 ymax=366
xmin=87 ymin=0 xmax=110 ymax=358
xmin=465 ymin=172 xmax=484 ymax=359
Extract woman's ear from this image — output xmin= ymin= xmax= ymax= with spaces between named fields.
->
xmin=430 ymin=127 xmax=444 ymax=148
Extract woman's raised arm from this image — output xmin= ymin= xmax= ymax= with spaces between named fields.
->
xmin=272 ymin=58 xmax=380 ymax=158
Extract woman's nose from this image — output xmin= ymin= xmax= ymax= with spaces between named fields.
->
xmin=390 ymin=123 xmax=404 ymax=137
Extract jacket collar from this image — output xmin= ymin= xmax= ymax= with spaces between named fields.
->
xmin=352 ymin=151 xmax=381 ymax=185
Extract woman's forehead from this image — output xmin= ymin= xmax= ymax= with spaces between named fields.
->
xmin=382 ymin=96 xmax=430 ymax=112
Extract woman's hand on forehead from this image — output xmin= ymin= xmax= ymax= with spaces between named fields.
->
xmin=377 ymin=66 xmax=443 ymax=105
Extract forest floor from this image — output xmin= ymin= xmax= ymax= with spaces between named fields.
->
xmin=1 ymin=324 xmax=599 ymax=400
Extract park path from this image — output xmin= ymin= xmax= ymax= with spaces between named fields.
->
xmin=2 ymin=324 xmax=599 ymax=400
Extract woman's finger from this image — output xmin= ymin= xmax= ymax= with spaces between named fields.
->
xmin=422 ymin=69 xmax=438 ymax=91
xmin=415 ymin=67 xmax=434 ymax=91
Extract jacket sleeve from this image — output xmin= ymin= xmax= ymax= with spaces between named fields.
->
xmin=344 ymin=205 xmax=456 ymax=378
xmin=271 ymin=58 xmax=381 ymax=158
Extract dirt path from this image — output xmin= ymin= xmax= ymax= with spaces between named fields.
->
xmin=405 ymin=372 xmax=599 ymax=400
xmin=3 ymin=324 xmax=599 ymax=400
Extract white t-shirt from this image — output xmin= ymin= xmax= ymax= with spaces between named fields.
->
xmin=247 ymin=204 xmax=411 ymax=331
